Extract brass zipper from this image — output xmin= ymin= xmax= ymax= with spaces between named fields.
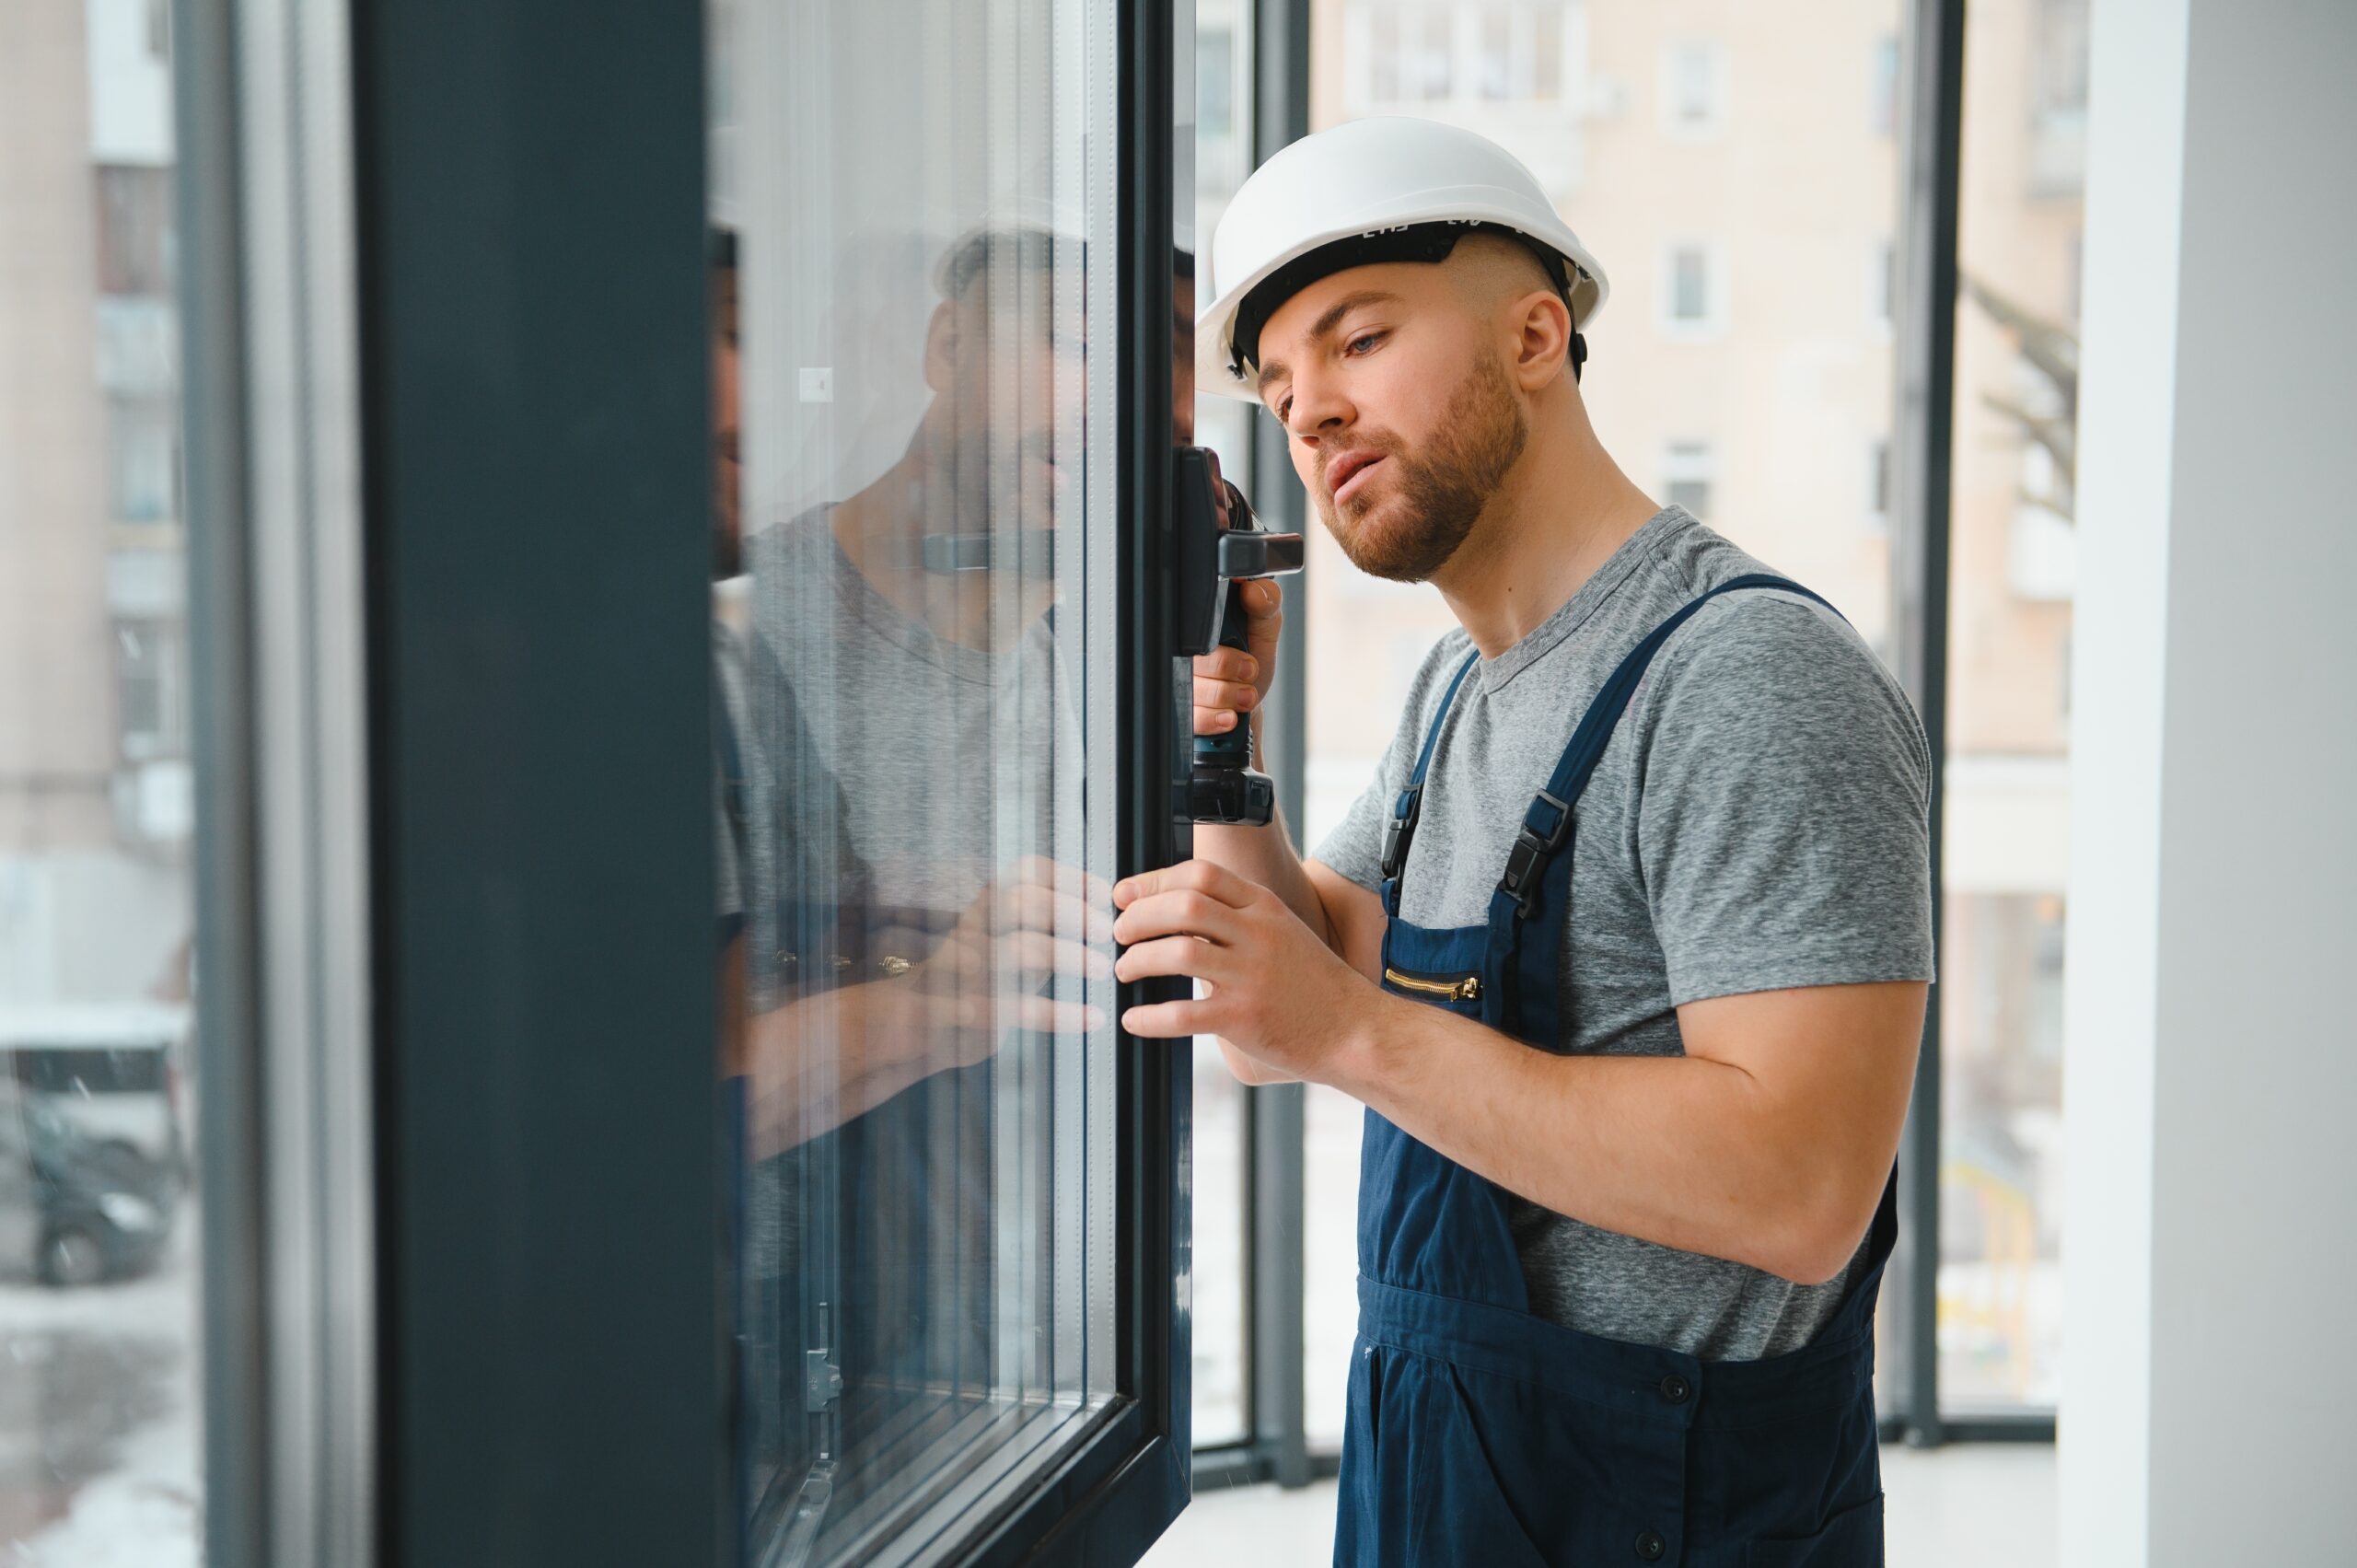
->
xmin=1383 ymin=967 xmax=1481 ymax=1003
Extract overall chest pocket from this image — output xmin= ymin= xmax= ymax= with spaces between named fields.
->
xmin=1381 ymin=965 xmax=1486 ymax=1018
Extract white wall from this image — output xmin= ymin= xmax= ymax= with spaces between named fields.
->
xmin=2064 ymin=2 xmax=2357 ymax=1562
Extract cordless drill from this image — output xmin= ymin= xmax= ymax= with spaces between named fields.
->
xmin=1173 ymin=447 xmax=1303 ymax=826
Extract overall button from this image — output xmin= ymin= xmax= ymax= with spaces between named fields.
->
xmin=1634 ymin=1529 xmax=1667 ymax=1562
xmin=1658 ymin=1373 xmax=1691 ymax=1405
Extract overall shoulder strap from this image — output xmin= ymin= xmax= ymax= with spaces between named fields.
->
xmin=1483 ymin=575 xmax=1840 ymax=1038
xmin=1497 ymin=574 xmax=1836 ymax=912
xmin=1378 ymin=647 xmax=1481 ymax=916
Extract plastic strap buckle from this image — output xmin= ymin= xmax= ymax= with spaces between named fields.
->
xmin=1379 ymin=786 xmax=1422 ymax=880
xmin=1498 ymin=788 xmax=1573 ymax=915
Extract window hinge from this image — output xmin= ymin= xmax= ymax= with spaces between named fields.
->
xmin=804 ymin=1348 xmax=842 ymax=1413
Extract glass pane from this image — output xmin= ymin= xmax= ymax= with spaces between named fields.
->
xmin=713 ymin=0 xmax=1123 ymax=1556
xmin=1191 ymin=0 xmax=1257 ymax=1455
xmin=1670 ymin=247 xmax=1711 ymax=322
xmin=1 ymin=2 xmax=201 ymax=1560
xmin=1303 ymin=0 xmax=1908 ymax=1448
xmin=1665 ymin=41 xmax=1720 ymax=132
xmin=1937 ymin=0 xmax=2084 ymax=1417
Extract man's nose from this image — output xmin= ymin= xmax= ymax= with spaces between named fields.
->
xmin=1283 ymin=366 xmax=1353 ymax=445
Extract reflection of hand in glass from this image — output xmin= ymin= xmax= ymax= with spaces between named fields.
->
xmin=901 ymin=855 xmax=1112 ymax=1070
xmin=737 ymin=856 xmax=1110 ymax=1157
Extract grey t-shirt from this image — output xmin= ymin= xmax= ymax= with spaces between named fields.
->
xmin=715 ymin=507 xmax=1085 ymax=963
xmin=743 ymin=506 xmax=1083 ymax=922
xmin=1316 ymin=506 xmax=1933 ymax=1361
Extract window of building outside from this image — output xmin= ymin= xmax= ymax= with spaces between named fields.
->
xmin=115 ymin=620 xmax=185 ymax=762
xmin=107 ymin=399 xmax=179 ymax=523
xmin=1200 ymin=25 xmax=1237 ymax=149
xmin=1871 ymin=33 xmax=1902 ymax=137
xmin=1531 ymin=6 xmax=1564 ymax=102
xmin=1661 ymin=240 xmax=1722 ymax=334
xmin=1299 ymin=0 xmax=1908 ymax=1447
xmin=1409 ymin=4 xmax=1452 ymax=100
xmin=1475 ymin=6 xmax=1511 ymax=100
xmin=1663 ymin=441 xmax=1715 ymax=522
xmin=2 ymin=2 xmax=202 ymax=1560
xmin=1364 ymin=5 xmax=1401 ymax=103
xmin=1351 ymin=2 xmax=1570 ymax=112
xmin=1660 ymin=40 xmax=1724 ymax=138
xmin=1868 ymin=438 xmax=1891 ymax=535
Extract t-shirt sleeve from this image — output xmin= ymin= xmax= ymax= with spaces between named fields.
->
xmin=1312 ymin=633 xmax=1473 ymax=893
xmin=1631 ymin=596 xmax=1933 ymax=1005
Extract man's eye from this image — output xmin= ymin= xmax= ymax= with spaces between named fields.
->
xmin=1275 ymin=397 xmax=1293 ymax=421
xmin=1346 ymin=332 xmax=1382 ymax=354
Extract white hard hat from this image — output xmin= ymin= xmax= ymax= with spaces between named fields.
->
xmin=1198 ymin=117 xmax=1608 ymax=404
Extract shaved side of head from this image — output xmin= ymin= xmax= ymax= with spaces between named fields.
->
xmin=1440 ymin=230 xmax=1580 ymax=392
xmin=1444 ymin=230 xmax=1564 ymax=315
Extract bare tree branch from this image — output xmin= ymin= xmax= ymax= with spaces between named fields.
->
xmin=1966 ymin=273 xmax=2081 ymax=522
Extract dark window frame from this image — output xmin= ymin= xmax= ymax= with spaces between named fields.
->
xmin=183 ymin=0 xmax=1195 ymax=1562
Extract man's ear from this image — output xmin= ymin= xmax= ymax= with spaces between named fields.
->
xmin=1508 ymin=288 xmax=1574 ymax=391
xmin=923 ymin=299 xmax=960 ymax=394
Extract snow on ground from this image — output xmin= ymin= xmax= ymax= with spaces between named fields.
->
xmin=5 ymin=1400 xmax=197 ymax=1568
xmin=1 ymin=1217 xmax=202 ymax=1565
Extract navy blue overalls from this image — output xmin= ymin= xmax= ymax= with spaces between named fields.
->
xmin=1336 ymin=576 xmax=1899 ymax=1568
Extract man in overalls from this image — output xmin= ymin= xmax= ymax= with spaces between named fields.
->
xmin=1115 ymin=117 xmax=1931 ymax=1564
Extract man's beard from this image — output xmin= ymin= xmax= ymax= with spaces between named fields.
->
xmin=1316 ymin=351 xmax=1527 ymax=584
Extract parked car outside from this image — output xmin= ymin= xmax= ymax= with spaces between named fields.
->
xmin=0 ymin=1092 xmax=178 ymax=1286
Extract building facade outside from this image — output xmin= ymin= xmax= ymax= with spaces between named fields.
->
xmin=1 ymin=0 xmax=192 ymax=1012
xmin=1 ymin=0 xmax=200 ymax=1558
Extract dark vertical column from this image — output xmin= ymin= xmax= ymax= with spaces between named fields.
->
xmin=1119 ymin=0 xmax=1190 ymax=1506
xmin=349 ymin=1 xmax=726 ymax=1562
xmin=1887 ymin=0 xmax=1967 ymax=1451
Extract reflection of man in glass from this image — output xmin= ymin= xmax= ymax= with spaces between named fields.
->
xmin=714 ymin=218 xmax=1123 ymax=1537
xmin=710 ymin=226 xmax=1107 ymax=1147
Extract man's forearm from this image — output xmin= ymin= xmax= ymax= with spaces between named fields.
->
xmin=1324 ymin=997 xmax=1874 ymax=1285
xmin=741 ymin=981 xmax=961 ymax=1156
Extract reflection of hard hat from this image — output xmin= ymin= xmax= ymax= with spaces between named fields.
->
xmin=930 ymin=192 xmax=1090 ymax=301
xmin=1198 ymin=117 xmax=1609 ymax=403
